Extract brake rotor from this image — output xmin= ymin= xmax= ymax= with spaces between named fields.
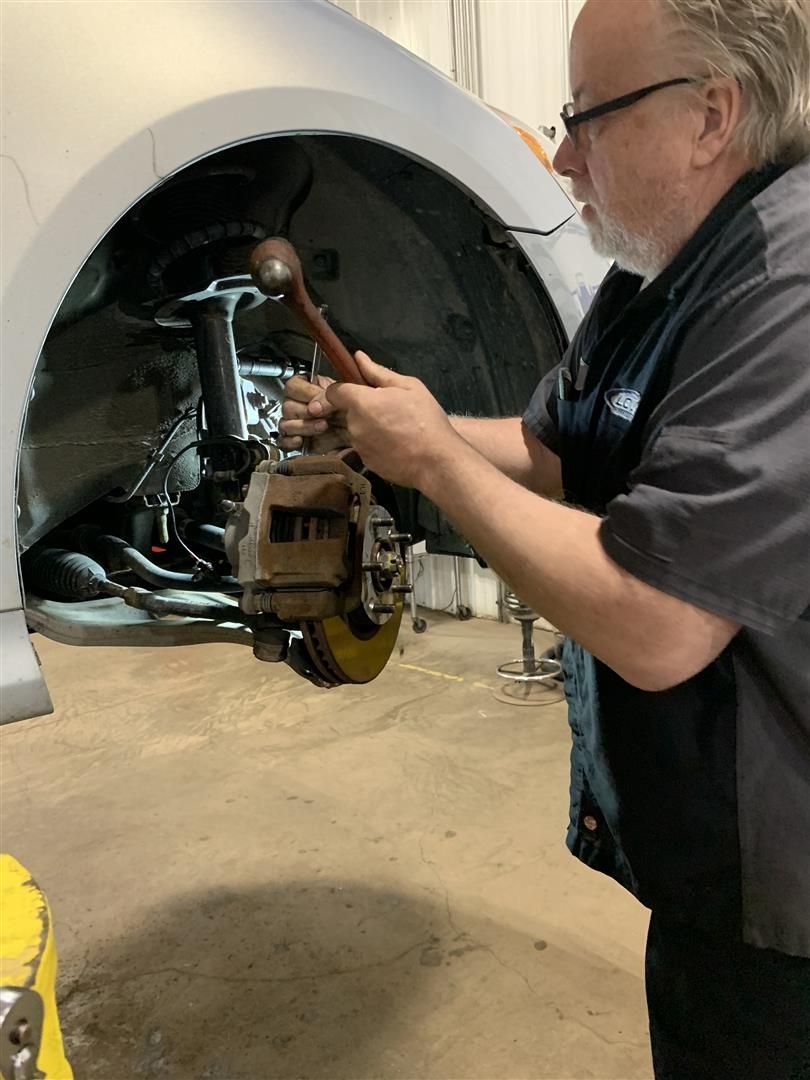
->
xmin=301 ymin=600 xmax=404 ymax=686
xmin=299 ymin=477 xmax=409 ymax=686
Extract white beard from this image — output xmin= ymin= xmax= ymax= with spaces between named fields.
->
xmin=585 ymin=208 xmax=671 ymax=280
xmin=581 ymin=176 xmax=697 ymax=281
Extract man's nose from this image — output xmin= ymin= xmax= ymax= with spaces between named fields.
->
xmin=553 ymin=134 xmax=584 ymax=178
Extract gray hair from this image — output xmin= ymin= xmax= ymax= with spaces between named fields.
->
xmin=659 ymin=0 xmax=810 ymax=166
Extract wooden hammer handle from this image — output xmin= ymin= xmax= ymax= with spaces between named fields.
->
xmin=249 ymin=237 xmax=366 ymax=385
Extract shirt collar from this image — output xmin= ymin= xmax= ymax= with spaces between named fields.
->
xmin=659 ymin=161 xmax=788 ymax=300
xmin=602 ymin=160 xmax=789 ymax=309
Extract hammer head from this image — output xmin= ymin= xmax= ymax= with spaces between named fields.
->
xmin=255 ymin=257 xmax=293 ymax=299
xmin=250 ymin=237 xmax=301 ymax=300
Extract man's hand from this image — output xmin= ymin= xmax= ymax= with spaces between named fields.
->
xmin=325 ymin=351 xmax=462 ymax=488
xmin=278 ymin=374 xmax=351 ymax=453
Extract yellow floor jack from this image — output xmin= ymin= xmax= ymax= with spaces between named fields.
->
xmin=1 ymin=855 xmax=72 ymax=1080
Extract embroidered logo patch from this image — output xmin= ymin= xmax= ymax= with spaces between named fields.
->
xmin=605 ymin=388 xmax=641 ymax=422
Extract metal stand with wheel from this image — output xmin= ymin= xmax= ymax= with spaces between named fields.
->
xmin=452 ymin=556 xmax=473 ymax=621
xmin=406 ymin=545 xmax=428 ymax=633
xmin=405 ymin=551 xmax=473 ymax=633
xmin=495 ymin=592 xmax=564 ymax=706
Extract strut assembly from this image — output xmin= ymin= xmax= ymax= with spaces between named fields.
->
xmin=148 ymin=231 xmax=414 ymax=686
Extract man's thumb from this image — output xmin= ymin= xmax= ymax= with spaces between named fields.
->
xmin=354 ymin=350 xmax=404 ymax=388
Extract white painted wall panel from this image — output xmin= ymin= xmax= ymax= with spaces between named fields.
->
xmin=477 ymin=0 xmax=567 ymax=134
xmin=412 ymin=549 xmax=500 ymax=618
xmin=568 ymin=0 xmax=587 ymax=21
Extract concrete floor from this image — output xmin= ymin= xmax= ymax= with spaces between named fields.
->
xmin=2 ymin=612 xmax=652 ymax=1079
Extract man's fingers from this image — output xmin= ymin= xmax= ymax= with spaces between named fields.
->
xmin=354 ymin=350 xmax=410 ymax=388
xmin=283 ymin=380 xmax=337 ymax=420
xmin=286 ymin=373 xmax=335 ymax=399
xmin=308 ymin=391 xmax=339 ymax=418
xmin=278 ymin=428 xmax=352 ymax=453
xmin=281 ymin=398 xmax=309 ymax=421
xmin=325 ymin=352 xmax=411 ymax=409
xmin=278 ymin=416 xmax=329 ymax=437
xmin=278 ymin=433 xmax=303 ymax=451
xmin=325 ymin=380 xmax=367 ymax=411
xmin=285 ymin=375 xmax=324 ymax=403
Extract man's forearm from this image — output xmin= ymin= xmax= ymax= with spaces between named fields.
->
xmin=417 ymin=433 xmax=737 ymax=691
xmin=322 ymin=353 xmax=737 ymax=690
xmin=449 ymin=416 xmax=562 ymax=497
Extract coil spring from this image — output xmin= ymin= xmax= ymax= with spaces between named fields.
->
xmin=147 ymin=220 xmax=267 ymax=295
xmin=503 ymin=591 xmax=539 ymax=623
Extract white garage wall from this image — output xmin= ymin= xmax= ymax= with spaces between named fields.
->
xmin=329 ymin=0 xmax=583 ymax=619
xmin=477 ymin=0 xmax=568 ymax=135
xmin=411 ymin=546 xmax=504 ymax=621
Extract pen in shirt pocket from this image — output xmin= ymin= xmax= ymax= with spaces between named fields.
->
xmin=558 ymin=356 xmax=589 ymax=400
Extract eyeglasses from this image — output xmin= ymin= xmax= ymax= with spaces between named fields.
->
xmin=561 ymin=77 xmax=703 ymax=150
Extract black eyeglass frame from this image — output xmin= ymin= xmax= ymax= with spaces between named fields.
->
xmin=561 ymin=77 xmax=702 ymax=147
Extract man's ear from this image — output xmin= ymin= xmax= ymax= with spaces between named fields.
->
xmin=693 ymin=77 xmax=743 ymax=167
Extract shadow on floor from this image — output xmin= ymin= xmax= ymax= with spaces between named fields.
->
xmin=58 ymin=878 xmax=458 ymax=1079
xmin=56 ymin=874 xmax=652 ymax=1079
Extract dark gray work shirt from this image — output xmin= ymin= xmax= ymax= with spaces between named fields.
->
xmin=524 ymin=156 xmax=810 ymax=956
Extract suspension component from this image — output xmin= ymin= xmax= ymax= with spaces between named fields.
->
xmin=155 ymin=276 xmax=269 ymax=463
xmin=224 ymin=451 xmax=411 ymax=684
xmin=21 ymin=548 xmax=106 ymax=600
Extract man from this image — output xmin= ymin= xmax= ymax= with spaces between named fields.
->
xmin=280 ymin=0 xmax=810 ymax=1075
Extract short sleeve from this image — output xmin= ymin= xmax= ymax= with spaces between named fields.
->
xmin=600 ymin=275 xmax=810 ymax=634
xmin=523 ymin=363 xmax=562 ymax=453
